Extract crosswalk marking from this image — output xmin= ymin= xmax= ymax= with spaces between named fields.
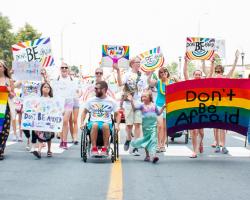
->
xmin=227 ymin=147 xmax=250 ymax=157
xmin=41 ymin=143 xmax=73 ymax=154
xmin=231 ymin=136 xmax=246 ymax=142
xmin=5 ymin=142 xmax=250 ymax=157
xmin=164 ymin=146 xmax=193 ymax=157
xmin=6 ymin=141 xmax=17 ymax=146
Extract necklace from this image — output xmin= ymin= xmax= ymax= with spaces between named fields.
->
xmin=159 ymin=79 xmax=170 ymax=95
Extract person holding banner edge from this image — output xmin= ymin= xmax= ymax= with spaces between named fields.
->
xmin=183 ymin=56 xmax=214 ymax=158
xmin=208 ymin=50 xmax=240 ymax=154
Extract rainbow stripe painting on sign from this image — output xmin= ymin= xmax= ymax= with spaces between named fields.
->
xmin=0 ymin=86 xmax=9 ymax=132
xmin=166 ymin=78 xmax=250 ymax=137
xmin=138 ymin=46 xmax=165 ymax=72
xmin=186 ymin=37 xmax=215 ymax=60
xmin=12 ymin=37 xmax=54 ymax=67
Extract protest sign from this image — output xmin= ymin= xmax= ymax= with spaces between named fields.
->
xmin=101 ymin=45 xmax=129 ymax=68
xmin=21 ymin=97 xmax=64 ymax=132
xmin=166 ymin=78 xmax=250 ymax=137
xmin=22 ymin=81 xmax=41 ymax=98
xmin=12 ymin=37 xmax=54 ymax=67
xmin=12 ymin=61 xmax=41 ymax=81
xmin=138 ymin=46 xmax=165 ymax=72
xmin=186 ymin=37 xmax=215 ymax=60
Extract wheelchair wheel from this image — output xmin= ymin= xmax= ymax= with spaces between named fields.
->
xmin=185 ymin=131 xmax=189 ymax=144
xmin=81 ymin=128 xmax=88 ymax=162
xmin=115 ymin=130 xmax=119 ymax=159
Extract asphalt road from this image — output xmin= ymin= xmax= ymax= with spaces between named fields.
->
xmin=0 ymin=125 xmax=250 ymax=200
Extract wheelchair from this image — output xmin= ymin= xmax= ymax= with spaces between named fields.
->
xmin=80 ymin=120 xmax=119 ymax=163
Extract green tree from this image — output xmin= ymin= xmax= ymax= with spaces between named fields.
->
xmin=0 ymin=13 xmax=16 ymax=67
xmin=15 ymin=23 xmax=42 ymax=42
xmin=166 ymin=62 xmax=178 ymax=76
xmin=70 ymin=65 xmax=79 ymax=74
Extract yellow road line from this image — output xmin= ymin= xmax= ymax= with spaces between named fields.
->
xmin=106 ymin=159 xmax=123 ymax=200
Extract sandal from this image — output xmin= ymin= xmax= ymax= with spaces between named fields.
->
xmin=152 ymin=156 xmax=159 ymax=163
xmin=144 ymin=156 xmax=150 ymax=162
xmin=189 ymin=153 xmax=197 ymax=158
xmin=47 ymin=151 xmax=52 ymax=157
xmin=33 ymin=151 xmax=41 ymax=159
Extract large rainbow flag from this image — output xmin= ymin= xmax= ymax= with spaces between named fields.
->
xmin=166 ymin=78 xmax=250 ymax=136
xmin=0 ymin=86 xmax=9 ymax=132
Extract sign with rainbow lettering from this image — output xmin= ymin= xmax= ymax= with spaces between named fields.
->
xmin=12 ymin=37 xmax=54 ymax=67
xmin=21 ymin=97 xmax=64 ymax=132
xmin=101 ymin=45 xmax=129 ymax=68
xmin=12 ymin=61 xmax=41 ymax=81
xmin=186 ymin=37 xmax=215 ymax=60
xmin=138 ymin=47 xmax=165 ymax=72
xmin=0 ymin=86 xmax=9 ymax=132
xmin=166 ymin=78 xmax=250 ymax=137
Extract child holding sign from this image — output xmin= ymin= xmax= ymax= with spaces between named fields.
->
xmin=32 ymin=83 xmax=55 ymax=158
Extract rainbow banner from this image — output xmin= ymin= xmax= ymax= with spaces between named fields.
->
xmin=186 ymin=37 xmax=215 ymax=60
xmin=166 ymin=78 xmax=250 ymax=136
xmin=0 ymin=86 xmax=9 ymax=132
xmin=101 ymin=45 xmax=129 ymax=68
xmin=138 ymin=46 xmax=165 ymax=72
xmin=12 ymin=37 xmax=55 ymax=67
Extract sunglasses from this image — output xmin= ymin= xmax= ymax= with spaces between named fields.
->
xmin=61 ymin=67 xmax=68 ymax=69
xmin=215 ymin=71 xmax=221 ymax=74
xmin=95 ymin=72 xmax=103 ymax=75
xmin=95 ymin=87 xmax=103 ymax=90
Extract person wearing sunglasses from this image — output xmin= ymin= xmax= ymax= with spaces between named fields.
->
xmin=147 ymin=67 xmax=175 ymax=153
xmin=208 ymin=50 xmax=240 ymax=154
xmin=113 ymin=57 xmax=148 ymax=156
xmin=80 ymin=81 xmax=120 ymax=156
xmin=50 ymin=63 xmax=78 ymax=149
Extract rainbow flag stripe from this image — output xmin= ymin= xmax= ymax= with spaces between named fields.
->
xmin=166 ymin=78 xmax=250 ymax=136
xmin=0 ymin=86 xmax=9 ymax=132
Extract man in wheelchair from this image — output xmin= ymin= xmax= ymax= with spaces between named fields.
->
xmin=80 ymin=81 xmax=120 ymax=156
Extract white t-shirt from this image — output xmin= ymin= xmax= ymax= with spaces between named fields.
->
xmin=52 ymin=76 xmax=78 ymax=100
xmin=84 ymin=96 xmax=118 ymax=124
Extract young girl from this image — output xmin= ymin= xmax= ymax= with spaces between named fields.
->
xmin=128 ymin=91 xmax=165 ymax=163
xmin=32 ymin=82 xmax=55 ymax=159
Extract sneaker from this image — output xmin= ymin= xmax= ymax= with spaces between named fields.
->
xmin=215 ymin=146 xmax=220 ymax=153
xmin=221 ymin=147 xmax=229 ymax=154
xmin=62 ymin=142 xmax=68 ymax=150
xmin=59 ymin=141 xmax=63 ymax=148
xmin=12 ymin=135 xmax=17 ymax=141
xmin=124 ymin=140 xmax=131 ymax=151
xmin=91 ymin=147 xmax=99 ymax=156
xmin=33 ymin=151 xmax=41 ymax=159
xmin=160 ymin=146 xmax=166 ymax=152
xmin=132 ymin=148 xmax=140 ymax=156
xmin=73 ymin=141 xmax=79 ymax=145
xmin=26 ymin=145 xmax=31 ymax=151
xmin=144 ymin=156 xmax=150 ymax=162
xmin=100 ymin=147 xmax=108 ymax=156
xmin=17 ymin=136 xmax=23 ymax=142
xmin=152 ymin=156 xmax=159 ymax=163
